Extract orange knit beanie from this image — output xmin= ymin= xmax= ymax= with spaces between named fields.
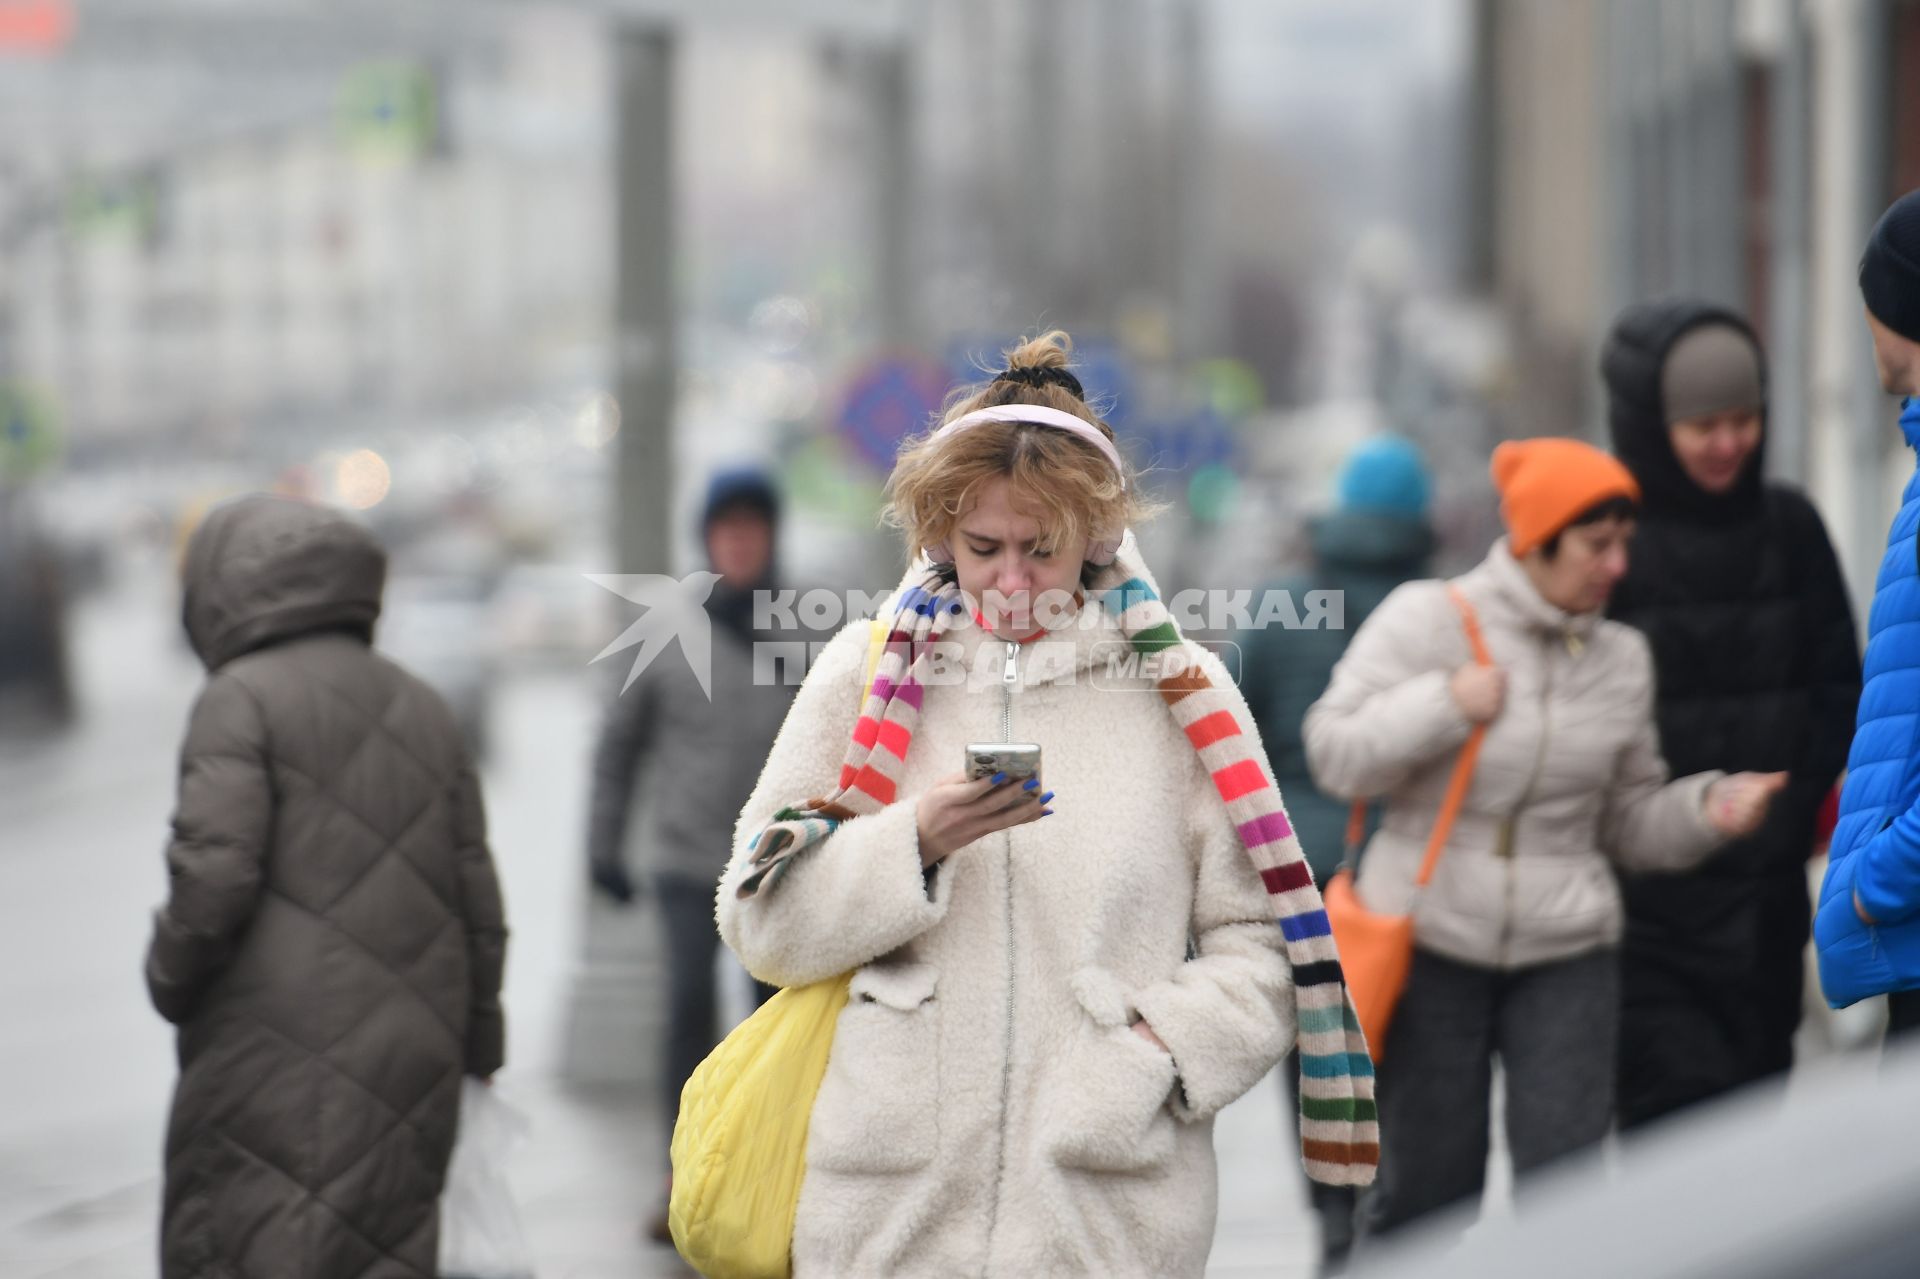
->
xmin=1491 ymin=438 xmax=1642 ymax=556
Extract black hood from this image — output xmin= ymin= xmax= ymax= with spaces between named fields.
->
xmin=1601 ymin=299 xmax=1768 ymax=522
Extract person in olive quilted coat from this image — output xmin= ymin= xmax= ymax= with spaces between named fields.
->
xmin=145 ymin=493 xmax=509 ymax=1279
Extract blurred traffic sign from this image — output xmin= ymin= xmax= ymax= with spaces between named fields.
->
xmin=1133 ymin=407 xmax=1237 ymax=478
xmin=67 ymin=174 xmax=157 ymax=244
xmin=337 ymin=62 xmax=437 ymax=159
xmin=941 ymin=333 xmax=1137 ymax=427
xmin=1189 ymin=357 xmax=1265 ymax=421
xmin=787 ymin=431 xmax=886 ymax=521
xmin=1069 ymin=336 xmax=1136 ymax=426
xmin=1187 ymin=462 xmax=1241 ymax=525
xmin=0 ymin=382 xmax=61 ymax=480
xmin=837 ymin=354 xmax=948 ymax=471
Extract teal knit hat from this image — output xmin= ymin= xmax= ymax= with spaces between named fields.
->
xmin=1336 ymin=435 xmax=1430 ymax=519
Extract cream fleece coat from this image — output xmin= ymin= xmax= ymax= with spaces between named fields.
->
xmin=1304 ymin=540 xmax=1727 ymax=970
xmin=716 ymin=563 xmax=1296 ymax=1278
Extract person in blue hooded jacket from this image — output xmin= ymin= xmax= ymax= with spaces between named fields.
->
xmin=1817 ymin=187 xmax=1920 ymax=1036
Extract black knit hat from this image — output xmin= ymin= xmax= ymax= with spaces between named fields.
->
xmin=1860 ymin=188 xmax=1920 ymax=343
xmin=700 ymin=466 xmax=780 ymax=529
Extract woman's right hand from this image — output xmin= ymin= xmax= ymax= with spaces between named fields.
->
xmin=1450 ymin=664 xmax=1507 ymax=724
xmin=915 ymin=772 xmax=1052 ymax=868
xmin=1704 ymin=770 xmax=1787 ymax=839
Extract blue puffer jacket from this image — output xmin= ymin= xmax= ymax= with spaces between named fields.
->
xmin=1816 ymin=398 xmax=1920 ymax=1007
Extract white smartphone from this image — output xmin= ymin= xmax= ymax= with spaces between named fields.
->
xmin=964 ymin=743 xmax=1042 ymax=785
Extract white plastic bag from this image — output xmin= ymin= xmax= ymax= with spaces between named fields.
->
xmin=438 ymin=1078 xmax=536 ymax=1279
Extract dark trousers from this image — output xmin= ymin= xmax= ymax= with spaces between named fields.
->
xmin=1616 ymin=879 xmax=1807 ymax=1133
xmin=1889 ymin=989 xmax=1920 ymax=1038
xmin=655 ymin=874 xmax=777 ymax=1160
xmin=1282 ymin=1052 xmax=1359 ymax=1267
xmin=1362 ymin=947 xmax=1620 ymax=1241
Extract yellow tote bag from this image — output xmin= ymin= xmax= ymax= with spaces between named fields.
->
xmin=668 ymin=977 xmax=851 ymax=1277
xmin=668 ymin=619 xmax=889 ymax=1278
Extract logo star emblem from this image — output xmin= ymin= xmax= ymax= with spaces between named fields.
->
xmin=586 ymin=571 xmax=726 ymax=697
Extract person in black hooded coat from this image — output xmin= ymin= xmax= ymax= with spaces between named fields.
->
xmin=1601 ymin=299 xmax=1861 ymax=1131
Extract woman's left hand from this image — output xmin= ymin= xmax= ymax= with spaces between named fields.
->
xmin=1130 ymin=1020 xmax=1169 ymax=1054
xmin=1704 ymin=771 xmax=1788 ymax=839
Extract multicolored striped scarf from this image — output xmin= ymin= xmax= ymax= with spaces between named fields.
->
xmin=740 ymin=548 xmax=1379 ymax=1186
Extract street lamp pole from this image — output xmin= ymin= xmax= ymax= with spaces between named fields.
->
xmin=560 ymin=22 xmax=678 ymax=1089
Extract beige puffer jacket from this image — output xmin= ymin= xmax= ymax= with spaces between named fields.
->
xmin=1304 ymin=539 xmax=1726 ymax=970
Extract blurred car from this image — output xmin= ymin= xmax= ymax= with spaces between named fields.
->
xmin=377 ymin=573 xmax=499 ymax=759
xmin=1350 ymin=1039 xmax=1920 ymax=1279
xmin=489 ymin=561 xmax=608 ymax=665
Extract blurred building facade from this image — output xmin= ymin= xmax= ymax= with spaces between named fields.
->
xmin=0 ymin=10 xmax=612 ymax=470
xmin=1474 ymin=0 xmax=1920 ymax=608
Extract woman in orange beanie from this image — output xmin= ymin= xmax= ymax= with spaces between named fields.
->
xmin=1304 ymin=435 xmax=1786 ymax=1246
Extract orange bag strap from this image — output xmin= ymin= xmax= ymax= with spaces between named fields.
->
xmin=1449 ymin=582 xmax=1493 ymax=667
xmin=1413 ymin=585 xmax=1491 ymax=890
xmin=1347 ymin=584 xmax=1490 ymax=881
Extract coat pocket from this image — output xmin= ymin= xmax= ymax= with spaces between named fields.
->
xmin=1813 ymin=865 xmax=1897 ymax=1006
xmin=1040 ymin=1021 xmax=1179 ymax=1175
xmin=805 ymin=962 xmax=940 ymax=1174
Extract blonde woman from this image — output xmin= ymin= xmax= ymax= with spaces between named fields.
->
xmin=715 ymin=332 xmax=1375 ymax=1277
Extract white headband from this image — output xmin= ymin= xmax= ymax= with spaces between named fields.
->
xmin=930 ymin=404 xmax=1128 ymax=491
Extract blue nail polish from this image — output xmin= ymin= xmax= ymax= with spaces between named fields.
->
xmin=1022 ymin=778 xmax=1039 ymax=791
xmin=1041 ymin=809 xmax=1054 ymax=817
xmin=991 ymin=771 xmax=1007 ymax=785
xmin=1039 ymin=791 xmax=1055 ymax=804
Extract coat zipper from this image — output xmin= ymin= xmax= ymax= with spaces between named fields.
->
xmin=1002 ymin=641 xmax=1016 ymax=739
xmin=1495 ymin=632 xmax=1557 ymax=967
xmin=982 ymin=638 xmax=1020 ymax=1268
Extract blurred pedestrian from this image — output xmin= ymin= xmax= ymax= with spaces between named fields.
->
xmin=583 ymin=466 xmax=795 ymax=1241
xmin=1601 ymin=301 xmax=1860 ymax=1131
xmin=146 ymin=494 xmax=508 ymax=1279
xmin=1305 ymin=438 xmax=1782 ymax=1244
xmin=1817 ymin=187 xmax=1920 ymax=1036
xmin=1241 ymin=433 xmax=1434 ymax=1273
xmin=0 ymin=486 xmax=74 ymax=727
xmin=717 ymin=331 xmax=1374 ymax=1277
xmin=1247 ymin=435 xmax=1437 ymax=884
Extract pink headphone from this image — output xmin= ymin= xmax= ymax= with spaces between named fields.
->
xmin=923 ymin=404 xmax=1128 ymax=566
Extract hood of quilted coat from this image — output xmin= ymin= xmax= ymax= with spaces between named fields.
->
xmin=181 ymin=494 xmax=386 ymax=670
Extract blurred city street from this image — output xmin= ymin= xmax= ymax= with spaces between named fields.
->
xmin=5 ymin=0 xmax=1920 ymax=1274
xmin=0 ymin=562 xmax=1320 ymax=1278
